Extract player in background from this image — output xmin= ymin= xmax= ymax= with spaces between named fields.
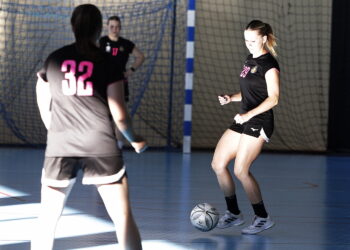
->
xmin=212 ymin=20 xmax=280 ymax=234
xmin=32 ymin=4 xmax=146 ymax=250
xmin=99 ymin=16 xmax=145 ymax=148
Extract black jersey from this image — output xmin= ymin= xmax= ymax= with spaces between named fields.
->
xmin=99 ymin=36 xmax=135 ymax=72
xmin=38 ymin=43 xmax=124 ymax=157
xmin=239 ymin=53 xmax=280 ymax=119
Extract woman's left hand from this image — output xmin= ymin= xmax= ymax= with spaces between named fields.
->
xmin=234 ymin=113 xmax=252 ymax=124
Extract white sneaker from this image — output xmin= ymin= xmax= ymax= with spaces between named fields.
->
xmin=241 ymin=215 xmax=275 ymax=234
xmin=216 ymin=210 xmax=245 ymax=229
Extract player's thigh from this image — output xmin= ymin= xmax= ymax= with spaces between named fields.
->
xmin=234 ymin=134 xmax=265 ymax=177
xmin=97 ymin=175 xmax=131 ymax=216
xmin=212 ymin=129 xmax=242 ymax=171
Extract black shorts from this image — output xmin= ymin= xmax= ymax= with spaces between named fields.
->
xmin=229 ymin=117 xmax=274 ymax=142
xmin=42 ymin=155 xmax=125 ymax=187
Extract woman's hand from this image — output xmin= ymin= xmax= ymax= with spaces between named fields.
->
xmin=130 ymin=135 xmax=148 ymax=153
xmin=218 ymin=95 xmax=231 ymax=105
xmin=234 ymin=113 xmax=253 ymax=124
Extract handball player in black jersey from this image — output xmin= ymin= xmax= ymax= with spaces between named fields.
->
xmin=32 ymin=4 xmax=146 ymax=250
xmin=212 ymin=20 xmax=280 ymax=234
xmin=99 ymin=16 xmax=145 ymax=149
xmin=99 ymin=16 xmax=145 ymax=102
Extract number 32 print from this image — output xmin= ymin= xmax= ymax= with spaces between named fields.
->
xmin=61 ymin=60 xmax=94 ymax=96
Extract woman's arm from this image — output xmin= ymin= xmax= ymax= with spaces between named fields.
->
xmin=107 ymin=81 xmax=147 ymax=153
xmin=124 ymin=46 xmax=145 ymax=78
xmin=36 ymin=75 xmax=52 ymax=129
xmin=218 ymin=92 xmax=242 ymax=105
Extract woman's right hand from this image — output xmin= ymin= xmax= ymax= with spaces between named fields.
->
xmin=130 ymin=135 xmax=148 ymax=153
xmin=218 ymin=95 xmax=231 ymax=105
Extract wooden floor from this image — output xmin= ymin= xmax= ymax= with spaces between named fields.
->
xmin=0 ymin=147 xmax=349 ymax=250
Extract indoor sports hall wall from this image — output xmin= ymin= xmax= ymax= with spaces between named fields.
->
xmin=0 ymin=0 xmax=331 ymax=152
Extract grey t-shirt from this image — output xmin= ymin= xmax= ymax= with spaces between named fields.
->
xmin=39 ymin=43 xmax=124 ymax=157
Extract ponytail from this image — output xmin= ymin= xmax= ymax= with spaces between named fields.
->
xmin=71 ymin=4 xmax=103 ymax=61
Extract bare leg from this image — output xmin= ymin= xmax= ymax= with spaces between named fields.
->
xmin=234 ymin=134 xmax=265 ymax=204
xmin=31 ymin=181 xmax=74 ymax=250
xmin=97 ymin=176 xmax=142 ymax=250
xmin=211 ymin=129 xmax=241 ymax=196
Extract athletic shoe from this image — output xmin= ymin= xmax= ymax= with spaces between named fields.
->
xmin=216 ymin=210 xmax=245 ymax=228
xmin=241 ymin=215 xmax=275 ymax=234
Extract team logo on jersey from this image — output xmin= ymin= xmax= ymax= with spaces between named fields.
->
xmin=112 ymin=48 xmax=119 ymax=56
xmin=240 ymin=65 xmax=250 ymax=78
xmin=250 ymin=66 xmax=258 ymax=73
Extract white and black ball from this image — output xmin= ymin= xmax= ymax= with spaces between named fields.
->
xmin=190 ymin=203 xmax=219 ymax=232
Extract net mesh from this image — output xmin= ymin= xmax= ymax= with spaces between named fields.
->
xmin=0 ymin=0 xmax=186 ymax=147
xmin=0 ymin=0 xmax=332 ymax=152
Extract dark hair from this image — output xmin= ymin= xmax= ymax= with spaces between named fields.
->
xmin=107 ymin=16 xmax=121 ymax=26
xmin=246 ymin=20 xmax=277 ymax=57
xmin=71 ymin=4 xmax=103 ymax=61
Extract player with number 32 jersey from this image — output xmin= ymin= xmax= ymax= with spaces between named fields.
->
xmin=38 ymin=43 xmax=123 ymax=157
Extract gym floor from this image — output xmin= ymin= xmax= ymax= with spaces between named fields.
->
xmin=0 ymin=147 xmax=349 ymax=250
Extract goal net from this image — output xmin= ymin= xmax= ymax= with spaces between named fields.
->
xmin=0 ymin=0 xmax=186 ymax=147
xmin=0 ymin=0 xmax=332 ymax=152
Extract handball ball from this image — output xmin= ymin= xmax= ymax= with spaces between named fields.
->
xmin=190 ymin=203 xmax=219 ymax=232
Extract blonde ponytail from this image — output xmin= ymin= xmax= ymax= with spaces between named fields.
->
xmin=264 ymin=23 xmax=277 ymax=57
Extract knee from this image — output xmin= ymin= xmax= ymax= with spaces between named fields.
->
xmin=234 ymin=167 xmax=249 ymax=181
xmin=211 ymin=160 xmax=227 ymax=174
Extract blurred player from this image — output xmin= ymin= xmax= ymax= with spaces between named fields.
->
xmin=99 ymin=15 xmax=145 ymax=102
xmin=99 ymin=16 xmax=145 ymax=149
